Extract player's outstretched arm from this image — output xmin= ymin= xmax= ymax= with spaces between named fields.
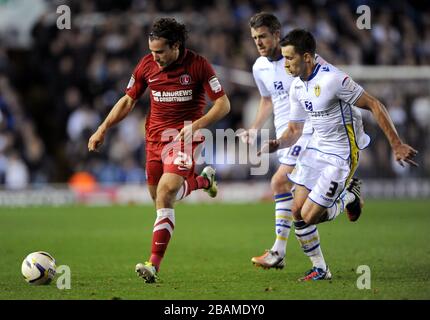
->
xmin=175 ymin=94 xmax=230 ymax=142
xmin=238 ymin=96 xmax=273 ymax=144
xmin=354 ymin=91 xmax=418 ymax=167
xmin=88 ymin=94 xmax=137 ymax=152
xmin=259 ymin=121 xmax=304 ymax=155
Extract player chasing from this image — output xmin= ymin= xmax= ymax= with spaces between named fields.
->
xmin=241 ymin=12 xmax=333 ymax=280
xmin=260 ymin=29 xmax=418 ymax=280
xmin=88 ymin=18 xmax=230 ymax=283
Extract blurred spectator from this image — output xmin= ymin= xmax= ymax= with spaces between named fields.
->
xmin=5 ymin=152 xmax=29 ymax=190
xmin=0 ymin=0 xmax=428 ymax=187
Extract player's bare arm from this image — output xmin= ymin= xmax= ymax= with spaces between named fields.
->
xmin=259 ymin=121 xmax=304 ymax=155
xmin=88 ymin=94 xmax=137 ymax=151
xmin=238 ymin=96 xmax=273 ymax=144
xmin=354 ymin=91 xmax=418 ymax=167
xmin=174 ymin=94 xmax=230 ymax=142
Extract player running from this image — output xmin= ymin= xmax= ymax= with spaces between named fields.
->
xmin=241 ymin=12 xmax=330 ymax=277
xmin=260 ymin=29 xmax=417 ymax=280
xmin=88 ymin=18 xmax=230 ymax=283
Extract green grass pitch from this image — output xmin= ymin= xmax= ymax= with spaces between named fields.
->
xmin=0 ymin=200 xmax=429 ymax=300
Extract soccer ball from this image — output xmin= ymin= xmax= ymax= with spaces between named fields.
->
xmin=21 ymin=251 xmax=56 ymax=285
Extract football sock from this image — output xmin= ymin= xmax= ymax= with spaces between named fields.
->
xmin=323 ymin=190 xmax=356 ymax=222
xmin=175 ymin=174 xmax=209 ymax=201
xmin=271 ymin=192 xmax=293 ymax=256
xmin=149 ymin=208 xmax=175 ymax=271
xmin=294 ymin=220 xmax=327 ymax=270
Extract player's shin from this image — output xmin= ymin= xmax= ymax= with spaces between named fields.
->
xmin=294 ymin=220 xmax=327 ymax=270
xmin=271 ymin=193 xmax=293 ymax=256
xmin=149 ymin=208 xmax=175 ymax=271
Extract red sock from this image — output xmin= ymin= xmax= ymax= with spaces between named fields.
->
xmin=185 ymin=174 xmax=209 ymax=195
xmin=176 ymin=174 xmax=210 ymax=201
xmin=149 ymin=209 xmax=175 ymax=271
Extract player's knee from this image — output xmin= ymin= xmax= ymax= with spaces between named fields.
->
xmin=271 ymin=174 xmax=292 ymax=193
xmin=156 ymin=183 xmax=179 ymax=203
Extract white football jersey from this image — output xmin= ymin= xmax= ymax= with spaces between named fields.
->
xmin=289 ymin=63 xmax=371 ymax=160
xmin=253 ymin=55 xmax=314 ymax=138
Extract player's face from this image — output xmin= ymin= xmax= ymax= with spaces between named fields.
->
xmin=281 ymin=45 xmax=304 ymax=77
xmin=251 ymin=26 xmax=280 ymax=58
xmin=148 ymin=38 xmax=180 ymax=69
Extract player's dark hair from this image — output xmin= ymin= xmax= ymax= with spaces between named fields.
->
xmin=280 ymin=29 xmax=316 ymax=56
xmin=249 ymin=12 xmax=281 ymax=34
xmin=149 ymin=18 xmax=188 ymax=50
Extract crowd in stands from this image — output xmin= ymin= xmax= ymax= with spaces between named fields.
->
xmin=0 ymin=0 xmax=429 ymax=188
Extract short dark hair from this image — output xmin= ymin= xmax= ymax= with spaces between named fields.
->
xmin=280 ymin=29 xmax=316 ymax=56
xmin=149 ymin=18 xmax=188 ymax=49
xmin=249 ymin=12 xmax=281 ymax=34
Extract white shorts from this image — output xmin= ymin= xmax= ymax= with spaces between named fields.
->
xmin=288 ymin=148 xmax=358 ymax=208
xmin=277 ymin=134 xmax=312 ymax=167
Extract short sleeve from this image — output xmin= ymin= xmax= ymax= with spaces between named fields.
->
xmin=125 ymin=59 xmax=147 ymax=100
xmin=252 ymin=67 xmax=270 ymax=97
xmin=199 ymin=58 xmax=225 ymax=101
xmin=335 ymin=73 xmax=364 ymax=105
xmin=289 ymin=81 xmax=307 ymax=122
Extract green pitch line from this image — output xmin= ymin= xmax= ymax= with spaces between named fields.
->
xmin=0 ymin=200 xmax=429 ymax=300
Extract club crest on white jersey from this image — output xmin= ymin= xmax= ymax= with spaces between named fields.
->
xmin=289 ymin=63 xmax=370 ymax=160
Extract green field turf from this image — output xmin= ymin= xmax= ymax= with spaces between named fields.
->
xmin=0 ymin=200 xmax=429 ymax=300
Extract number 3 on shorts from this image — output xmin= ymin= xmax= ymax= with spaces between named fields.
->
xmin=326 ymin=181 xmax=339 ymax=197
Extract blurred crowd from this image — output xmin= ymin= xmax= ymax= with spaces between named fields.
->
xmin=0 ymin=0 xmax=429 ymax=188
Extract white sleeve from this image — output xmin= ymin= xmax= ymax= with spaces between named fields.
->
xmin=252 ymin=67 xmax=270 ymax=97
xmin=289 ymin=81 xmax=307 ymax=122
xmin=335 ymin=72 xmax=364 ymax=105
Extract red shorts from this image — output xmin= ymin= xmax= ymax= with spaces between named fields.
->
xmin=145 ymin=140 xmax=203 ymax=185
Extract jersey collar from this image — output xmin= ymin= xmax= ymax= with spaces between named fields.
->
xmin=267 ymin=53 xmax=283 ymax=62
xmin=172 ymin=48 xmax=188 ymax=66
xmin=162 ymin=49 xmax=188 ymax=70
xmin=306 ymin=63 xmax=321 ymax=81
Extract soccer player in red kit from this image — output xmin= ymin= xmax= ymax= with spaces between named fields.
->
xmin=88 ymin=18 xmax=230 ymax=283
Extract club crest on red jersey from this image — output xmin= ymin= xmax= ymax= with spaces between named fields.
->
xmin=179 ymin=74 xmax=192 ymax=85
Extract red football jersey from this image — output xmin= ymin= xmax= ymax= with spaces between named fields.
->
xmin=125 ymin=49 xmax=225 ymax=142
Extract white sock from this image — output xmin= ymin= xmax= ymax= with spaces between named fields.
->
xmin=154 ymin=208 xmax=175 ymax=230
xmin=343 ymin=190 xmax=356 ymax=205
xmin=294 ymin=220 xmax=327 ymax=270
xmin=325 ymin=190 xmax=356 ymax=221
xmin=271 ymin=193 xmax=293 ymax=256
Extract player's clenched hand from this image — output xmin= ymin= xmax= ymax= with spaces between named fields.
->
xmin=257 ymin=139 xmax=280 ymax=156
xmin=88 ymin=129 xmax=105 ymax=152
xmin=393 ymin=143 xmax=418 ymax=167
xmin=174 ymin=122 xmax=199 ymax=143
xmin=237 ymin=129 xmax=257 ymax=144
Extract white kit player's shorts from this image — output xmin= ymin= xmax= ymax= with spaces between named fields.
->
xmin=277 ymin=133 xmax=312 ymax=167
xmin=288 ymin=148 xmax=359 ymax=208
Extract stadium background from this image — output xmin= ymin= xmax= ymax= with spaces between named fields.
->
xmin=0 ymin=0 xmax=430 ymax=301
xmin=0 ymin=0 xmax=429 ymax=204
